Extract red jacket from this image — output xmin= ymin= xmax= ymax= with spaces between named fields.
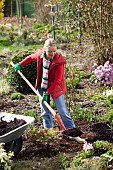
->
xmin=20 ymin=48 xmax=66 ymax=99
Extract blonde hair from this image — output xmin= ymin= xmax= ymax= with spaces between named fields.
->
xmin=44 ymin=38 xmax=56 ymax=48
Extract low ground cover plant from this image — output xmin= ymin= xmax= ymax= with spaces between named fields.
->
xmin=0 ymin=143 xmax=14 ymax=170
xmin=10 ymin=92 xmax=24 ymax=100
xmin=68 ymin=140 xmax=113 ymax=170
xmin=24 ymin=126 xmax=63 ymax=151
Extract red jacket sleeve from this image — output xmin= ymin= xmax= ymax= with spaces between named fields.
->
xmin=20 ymin=49 xmax=43 ymax=66
xmin=20 ymin=53 xmax=38 ymax=66
xmin=47 ymin=65 xmax=64 ymax=94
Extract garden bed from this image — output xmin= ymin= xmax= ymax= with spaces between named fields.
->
xmin=0 ymin=17 xmax=113 ymax=170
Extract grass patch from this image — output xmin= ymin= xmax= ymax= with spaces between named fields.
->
xmin=0 ymin=39 xmax=13 ymax=46
xmin=0 ymin=35 xmax=43 ymax=52
xmin=12 ymin=154 xmax=70 ymax=170
xmin=0 ymin=44 xmax=42 ymax=52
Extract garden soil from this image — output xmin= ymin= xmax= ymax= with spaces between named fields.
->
xmin=0 ymin=41 xmax=113 ymax=169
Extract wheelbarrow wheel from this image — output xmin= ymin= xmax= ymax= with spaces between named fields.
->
xmin=4 ymin=136 xmax=23 ymax=156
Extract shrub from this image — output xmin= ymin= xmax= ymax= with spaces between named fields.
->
xmin=6 ymin=49 xmax=36 ymax=92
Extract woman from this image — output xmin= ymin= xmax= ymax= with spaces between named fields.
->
xmin=13 ymin=38 xmax=76 ymax=129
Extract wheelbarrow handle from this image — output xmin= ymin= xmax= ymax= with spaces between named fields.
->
xmin=10 ymin=61 xmax=66 ymax=130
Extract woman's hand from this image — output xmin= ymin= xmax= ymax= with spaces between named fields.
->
xmin=13 ymin=63 xmax=22 ymax=71
xmin=42 ymin=92 xmax=49 ymax=103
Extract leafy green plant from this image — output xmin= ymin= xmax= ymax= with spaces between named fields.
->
xmin=33 ymin=23 xmax=45 ymax=29
xmin=23 ymin=110 xmax=36 ymax=117
xmin=93 ymin=140 xmax=113 ymax=151
xmin=66 ymin=77 xmax=80 ymax=88
xmin=100 ymin=150 xmax=113 ymax=163
xmin=68 ymin=148 xmax=112 ymax=170
xmin=0 ymin=39 xmax=13 ymax=47
xmin=24 ymin=127 xmax=62 ymax=151
xmin=59 ymin=153 xmax=70 ymax=169
xmin=105 ymin=99 xmax=113 ymax=109
xmin=80 ymin=149 xmax=94 ymax=159
xmin=35 ymin=96 xmax=39 ymax=101
xmin=10 ymin=92 xmax=24 ymax=100
xmin=66 ymin=77 xmax=72 ymax=88
xmin=0 ymin=143 xmax=14 ymax=170
xmin=90 ymin=74 xmax=97 ymax=82
xmin=92 ymin=94 xmax=106 ymax=101
xmin=50 ymin=100 xmax=56 ymax=109
xmin=23 ymin=110 xmax=42 ymax=123
xmin=107 ymin=95 xmax=113 ymax=104
xmin=71 ymin=107 xmax=93 ymax=121
xmin=70 ymin=149 xmax=94 ymax=168
xmin=69 ymin=156 xmax=108 ymax=170
xmin=103 ymin=109 xmax=113 ymax=125
xmin=77 ymin=70 xmax=90 ymax=79
xmin=65 ymin=66 xmax=90 ymax=89
xmin=71 ymin=157 xmax=81 ymax=167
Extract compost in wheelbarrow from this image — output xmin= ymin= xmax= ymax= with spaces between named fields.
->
xmin=0 ymin=112 xmax=35 ymax=156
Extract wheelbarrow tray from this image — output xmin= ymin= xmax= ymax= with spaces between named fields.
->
xmin=0 ymin=112 xmax=35 ymax=143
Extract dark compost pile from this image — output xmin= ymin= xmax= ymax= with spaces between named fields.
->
xmin=0 ymin=117 xmax=26 ymax=136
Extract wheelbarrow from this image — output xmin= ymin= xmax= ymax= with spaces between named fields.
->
xmin=0 ymin=112 xmax=35 ymax=156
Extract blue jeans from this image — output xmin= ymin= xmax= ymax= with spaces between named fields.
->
xmin=38 ymin=87 xmax=75 ymax=129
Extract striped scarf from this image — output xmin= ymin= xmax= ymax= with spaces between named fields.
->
xmin=41 ymin=57 xmax=51 ymax=90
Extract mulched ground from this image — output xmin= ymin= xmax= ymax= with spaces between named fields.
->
xmin=0 ymin=22 xmax=113 ymax=168
xmin=0 ymin=86 xmax=113 ymax=160
xmin=0 ymin=54 xmax=113 ymax=148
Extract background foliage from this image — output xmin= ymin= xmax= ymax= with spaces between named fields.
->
xmin=78 ymin=0 xmax=113 ymax=65
xmin=0 ymin=0 xmax=5 ymax=19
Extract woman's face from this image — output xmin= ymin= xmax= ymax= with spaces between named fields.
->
xmin=45 ymin=46 xmax=57 ymax=60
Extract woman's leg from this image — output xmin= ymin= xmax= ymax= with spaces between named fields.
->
xmin=38 ymin=87 xmax=54 ymax=128
xmin=54 ymin=94 xmax=75 ymax=129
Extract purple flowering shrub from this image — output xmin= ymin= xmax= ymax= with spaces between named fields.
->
xmin=93 ymin=61 xmax=113 ymax=85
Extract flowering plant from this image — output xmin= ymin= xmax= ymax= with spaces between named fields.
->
xmin=24 ymin=127 xmax=63 ymax=150
xmin=93 ymin=61 xmax=113 ymax=85
xmin=103 ymin=89 xmax=113 ymax=97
